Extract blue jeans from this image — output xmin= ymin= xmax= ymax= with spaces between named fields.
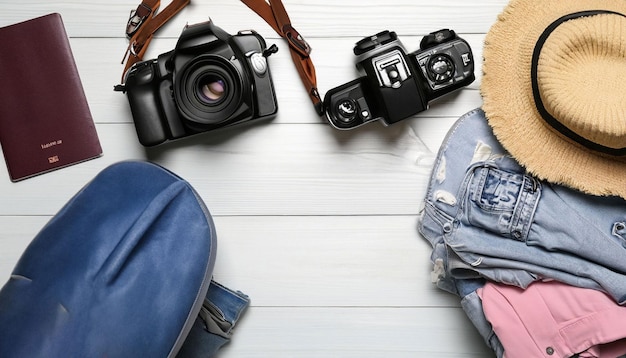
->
xmin=178 ymin=280 xmax=250 ymax=357
xmin=419 ymin=108 xmax=626 ymax=302
xmin=418 ymin=108 xmax=626 ymax=355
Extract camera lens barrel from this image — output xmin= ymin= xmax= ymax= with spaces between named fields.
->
xmin=174 ymin=55 xmax=244 ymax=125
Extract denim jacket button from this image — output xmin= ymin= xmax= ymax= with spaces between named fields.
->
xmin=443 ymin=222 xmax=452 ymax=233
xmin=546 ymin=347 xmax=554 ymax=355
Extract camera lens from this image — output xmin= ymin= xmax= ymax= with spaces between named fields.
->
xmin=427 ymin=55 xmax=455 ymax=84
xmin=336 ymin=99 xmax=357 ymax=124
xmin=175 ymin=55 xmax=246 ymax=125
xmin=198 ymin=75 xmax=227 ymax=104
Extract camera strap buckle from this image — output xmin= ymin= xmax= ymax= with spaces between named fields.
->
xmin=283 ymin=25 xmax=311 ymax=57
xmin=120 ymin=0 xmax=190 ymax=83
xmin=125 ymin=2 xmax=156 ymax=39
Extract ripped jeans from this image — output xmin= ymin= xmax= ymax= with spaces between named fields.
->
xmin=417 ymin=108 xmax=626 ymax=354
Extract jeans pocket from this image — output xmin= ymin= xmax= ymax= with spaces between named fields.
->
xmin=465 ymin=166 xmax=537 ymax=242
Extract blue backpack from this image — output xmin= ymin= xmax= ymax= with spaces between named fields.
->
xmin=0 ymin=161 xmax=248 ymax=357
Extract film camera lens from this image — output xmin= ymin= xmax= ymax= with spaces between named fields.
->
xmin=198 ymin=75 xmax=227 ymax=104
xmin=175 ymin=55 xmax=242 ymax=125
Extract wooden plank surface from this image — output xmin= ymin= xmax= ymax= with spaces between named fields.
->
xmin=0 ymin=1 xmax=508 ymax=356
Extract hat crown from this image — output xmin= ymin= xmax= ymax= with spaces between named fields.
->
xmin=481 ymin=0 xmax=626 ymax=198
xmin=537 ymin=13 xmax=626 ymax=152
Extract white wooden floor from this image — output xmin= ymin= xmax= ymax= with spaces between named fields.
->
xmin=0 ymin=1 xmax=508 ymax=356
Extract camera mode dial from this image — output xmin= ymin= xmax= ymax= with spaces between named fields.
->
xmin=354 ymin=30 xmax=398 ymax=56
xmin=420 ymin=29 xmax=456 ymax=50
xmin=427 ymin=55 xmax=455 ymax=84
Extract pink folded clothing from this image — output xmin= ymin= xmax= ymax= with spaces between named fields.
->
xmin=477 ymin=280 xmax=626 ymax=358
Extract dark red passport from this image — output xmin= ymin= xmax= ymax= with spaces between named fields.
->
xmin=0 ymin=13 xmax=102 ymax=182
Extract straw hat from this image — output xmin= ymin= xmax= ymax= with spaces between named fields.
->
xmin=481 ymin=0 xmax=626 ymax=199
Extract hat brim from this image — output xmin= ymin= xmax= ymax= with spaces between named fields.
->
xmin=481 ymin=0 xmax=626 ymax=199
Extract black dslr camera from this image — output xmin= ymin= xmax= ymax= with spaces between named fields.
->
xmin=323 ymin=29 xmax=474 ymax=130
xmin=117 ymin=20 xmax=278 ymax=146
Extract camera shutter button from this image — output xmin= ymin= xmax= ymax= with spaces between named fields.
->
xmin=250 ymin=53 xmax=268 ymax=75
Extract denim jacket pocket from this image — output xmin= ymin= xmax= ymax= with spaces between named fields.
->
xmin=464 ymin=166 xmax=540 ymax=242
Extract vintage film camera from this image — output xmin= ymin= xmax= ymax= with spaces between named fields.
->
xmin=323 ymin=29 xmax=475 ymax=130
xmin=118 ymin=20 xmax=278 ymax=146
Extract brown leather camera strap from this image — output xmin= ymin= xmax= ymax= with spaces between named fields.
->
xmin=121 ymin=0 xmax=190 ymax=80
xmin=240 ymin=0 xmax=323 ymax=115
